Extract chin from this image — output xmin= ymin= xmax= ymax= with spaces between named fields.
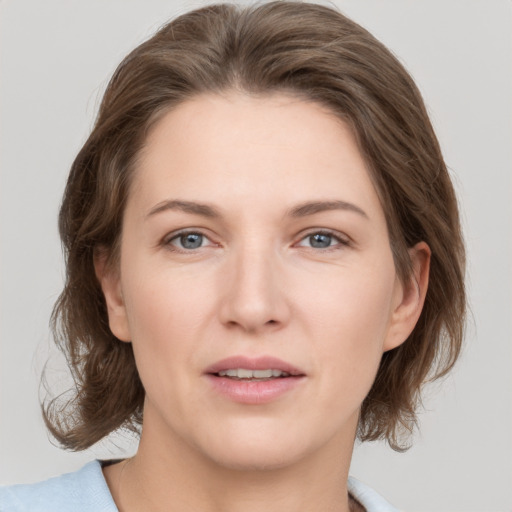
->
xmin=208 ymin=445 xmax=301 ymax=472
xmin=196 ymin=424 xmax=316 ymax=472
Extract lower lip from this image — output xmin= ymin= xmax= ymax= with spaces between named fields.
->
xmin=205 ymin=375 xmax=304 ymax=404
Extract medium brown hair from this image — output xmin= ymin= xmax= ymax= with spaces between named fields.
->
xmin=44 ymin=1 xmax=466 ymax=451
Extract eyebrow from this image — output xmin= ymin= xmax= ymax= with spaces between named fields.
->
xmin=287 ymin=200 xmax=368 ymax=219
xmin=146 ymin=200 xmax=220 ymax=219
xmin=146 ymin=199 xmax=368 ymax=220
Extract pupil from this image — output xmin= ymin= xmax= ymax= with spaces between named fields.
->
xmin=310 ymin=233 xmax=331 ymax=248
xmin=181 ymin=233 xmax=202 ymax=249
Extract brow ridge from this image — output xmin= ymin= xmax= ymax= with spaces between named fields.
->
xmin=147 ymin=200 xmax=220 ymax=218
xmin=146 ymin=199 xmax=368 ymax=220
xmin=288 ymin=200 xmax=368 ymax=218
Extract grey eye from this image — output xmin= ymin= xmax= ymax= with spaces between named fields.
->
xmin=308 ymin=233 xmax=333 ymax=248
xmin=179 ymin=233 xmax=203 ymax=249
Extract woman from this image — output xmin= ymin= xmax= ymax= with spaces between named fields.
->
xmin=0 ymin=2 xmax=465 ymax=511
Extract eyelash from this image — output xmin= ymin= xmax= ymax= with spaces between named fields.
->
xmin=163 ymin=229 xmax=350 ymax=253
xmin=163 ymin=230 xmax=216 ymax=252
xmin=297 ymin=230 xmax=351 ymax=251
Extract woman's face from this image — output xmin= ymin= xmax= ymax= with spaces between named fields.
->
xmin=99 ymin=92 xmax=425 ymax=470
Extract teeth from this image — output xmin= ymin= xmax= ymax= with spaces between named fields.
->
xmin=217 ymin=368 xmax=290 ymax=379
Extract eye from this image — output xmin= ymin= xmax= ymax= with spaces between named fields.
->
xmin=165 ymin=231 xmax=214 ymax=251
xmin=296 ymin=231 xmax=348 ymax=250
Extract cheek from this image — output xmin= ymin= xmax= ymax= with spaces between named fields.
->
xmin=123 ymin=253 xmax=211 ymax=333
xmin=302 ymin=260 xmax=396 ymax=339
xmin=119 ymin=262 xmax=203 ymax=382
xmin=297 ymin=260 xmax=397 ymax=397
xmin=119 ymin=255 xmax=225 ymax=400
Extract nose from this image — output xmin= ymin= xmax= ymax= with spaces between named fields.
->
xmin=218 ymin=242 xmax=290 ymax=333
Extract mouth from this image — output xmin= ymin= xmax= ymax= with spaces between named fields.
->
xmin=215 ymin=368 xmax=293 ymax=381
xmin=205 ymin=355 xmax=305 ymax=379
xmin=204 ymin=356 xmax=305 ymax=404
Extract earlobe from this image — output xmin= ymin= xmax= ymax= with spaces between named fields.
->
xmin=93 ymin=249 xmax=132 ymax=342
xmin=383 ymin=241 xmax=431 ymax=352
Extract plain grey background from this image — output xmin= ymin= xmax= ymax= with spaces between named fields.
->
xmin=1 ymin=1 xmax=511 ymax=510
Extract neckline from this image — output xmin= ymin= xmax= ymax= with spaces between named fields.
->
xmin=97 ymin=459 xmax=372 ymax=512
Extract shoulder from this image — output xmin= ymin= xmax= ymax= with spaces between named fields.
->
xmin=0 ymin=460 xmax=118 ymax=512
xmin=348 ymin=476 xmax=401 ymax=512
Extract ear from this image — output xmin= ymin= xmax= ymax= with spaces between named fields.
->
xmin=383 ymin=241 xmax=431 ymax=352
xmin=94 ymin=248 xmax=131 ymax=342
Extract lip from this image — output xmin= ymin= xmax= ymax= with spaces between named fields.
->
xmin=204 ymin=355 xmax=306 ymax=405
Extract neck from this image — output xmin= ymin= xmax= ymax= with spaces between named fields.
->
xmin=108 ymin=408 xmax=359 ymax=512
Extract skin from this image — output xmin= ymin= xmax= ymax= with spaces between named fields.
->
xmin=97 ymin=92 xmax=430 ymax=512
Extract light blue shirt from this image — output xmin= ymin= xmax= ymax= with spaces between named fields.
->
xmin=0 ymin=460 xmax=399 ymax=511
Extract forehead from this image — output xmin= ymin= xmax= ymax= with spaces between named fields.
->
xmin=131 ymin=92 xmax=384 ymax=223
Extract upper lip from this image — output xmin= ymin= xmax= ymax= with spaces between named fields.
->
xmin=205 ymin=356 xmax=305 ymax=376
